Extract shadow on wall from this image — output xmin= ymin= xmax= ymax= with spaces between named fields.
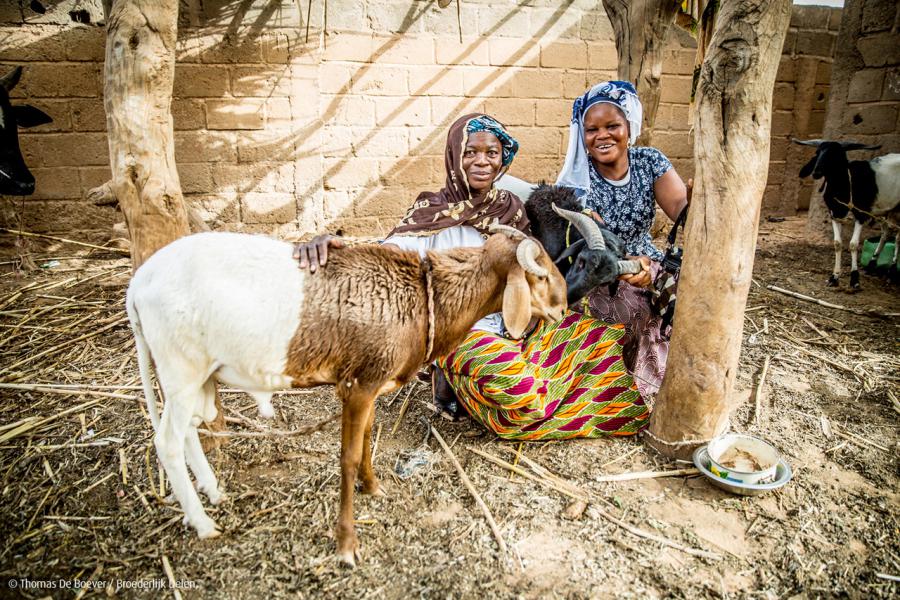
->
xmin=4 ymin=0 xmax=609 ymax=236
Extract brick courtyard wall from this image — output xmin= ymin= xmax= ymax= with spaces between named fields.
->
xmin=807 ymin=0 xmax=900 ymax=236
xmin=1 ymin=0 xmax=842 ymax=237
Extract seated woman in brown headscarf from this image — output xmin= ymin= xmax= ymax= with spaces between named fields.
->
xmin=297 ymin=114 xmax=649 ymax=440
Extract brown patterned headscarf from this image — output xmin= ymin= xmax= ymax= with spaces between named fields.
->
xmin=387 ymin=114 xmax=530 ymax=238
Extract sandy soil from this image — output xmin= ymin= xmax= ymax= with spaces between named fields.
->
xmin=0 ymin=217 xmax=897 ymax=599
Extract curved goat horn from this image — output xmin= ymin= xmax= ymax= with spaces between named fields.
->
xmin=551 ymin=203 xmax=606 ymax=250
xmin=516 ymin=239 xmax=548 ymax=277
xmin=0 ymin=66 xmax=22 ymax=92
xmin=489 ymin=223 xmax=526 ymax=240
xmin=791 ymin=138 xmax=824 ymax=147
xmin=617 ymin=259 xmax=642 ymax=275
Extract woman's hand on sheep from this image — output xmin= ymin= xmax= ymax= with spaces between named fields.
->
xmin=618 ymin=255 xmax=652 ymax=288
xmin=293 ymin=234 xmax=345 ymax=272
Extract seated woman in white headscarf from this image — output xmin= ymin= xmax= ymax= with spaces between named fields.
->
xmin=556 ymin=81 xmax=689 ymax=396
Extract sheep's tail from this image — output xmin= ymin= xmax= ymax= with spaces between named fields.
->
xmin=126 ymin=294 xmax=161 ymax=431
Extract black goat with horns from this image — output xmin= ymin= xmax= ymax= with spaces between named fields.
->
xmin=525 ymin=183 xmax=642 ymax=305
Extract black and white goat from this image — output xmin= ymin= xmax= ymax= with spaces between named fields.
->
xmin=0 ymin=66 xmax=52 ymax=195
xmin=794 ymin=139 xmax=900 ymax=288
xmin=525 ymin=183 xmax=641 ymax=304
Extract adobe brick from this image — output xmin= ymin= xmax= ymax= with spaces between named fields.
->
xmin=321 ymin=189 xmax=351 ymax=221
xmin=355 ymin=185 xmax=414 ymax=219
xmin=213 ymin=163 xmax=295 ymax=194
xmin=663 ymin=48 xmax=697 ymax=77
xmin=379 ymin=158 xmax=432 ymax=188
xmin=323 ymin=157 xmax=379 ymax=189
xmin=431 ymin=96 xmax=485 ymax=126
xmin=173 ymin=65 xmax=229 ymax=98
xmin=350 ymin=66 xmax=408 ymax=96
xmin=794 ymin=31 xmax=835 ymax=58
xmin=477 ymin=7 xmax=530 ymax=38
xmin=352 ymin=128 xmax=409 ymax=158
xmin=242 ymin=193 xmax=297 ymax=224
xmin=22 ymin=200 xmax=116 ymax=232
xmin=189 ymin=193 xmax=240 ymax=224
xmin=842 ymin=104 xmax=899 ymax=135
xmin=197 ymin=36 xmax=263 ymax=64
xmin=815 ymin=60 xmax=832 ymax=85
xmin=31 ymin=133 xmax=108 ymax=167
xmin=781 ymin=30 xmax=797 ymax=56
xmin=773 ymin=83 xmax=795 ymax=110
xmin=587 ymin=42 xmax=617 ymax=71
xmin=563 ymin=71 xmax=590 ymax=98
xmin=175 ymin=130 xmax=238 ymax=163
xmin=172 ymin=99 xmax=206 ymax=130
xmin=0 ymin=26 xmax=65 ymax=61
xmin=488 ymin=38 xmax=540 ymax=67
xmin=529 ymin=8 xmax=582 ymax=40
xmin=237 ymin=131 xmax=293 ymax=163
xmin=422 ymin=5 xmax=479 ymax=36
xmin=206 ymin=99 xmax=265 ymax=130
xmin=659 ymin=76 xmax=692 ymax=104
xmin=372 ymin=35 xmax=434 ymax=65
xmin=579 ymin=11 xmax=614 ymax=42
xmin=861 ymin=0 xmax=895 ymax=34
xmin=511 ymin=70 xmax=563 ymax=99
xmin=776 ymin=56 xmax=796 ymax=83
xmin=27 ymin=167 xmax=81 ymax=200
xmin=857 ymin=33 xmax=900 ymax=68
xmin=806 ymin=111 xmax=826 ymax=136
xmin=0 ymin=4 xmax=22 ymax=23
xmin=79 ymin=166 xmax=113 ymax=196
xmin=407 ymin=127 xmax=445 ymax=156
xmin=176 ymin=163 xmax=214 ymax=195
xmin=65 ymin=26 xmax=105 ymax=61
xmin=435 ymin=38 xmax=490 ymax=66
xmin=408 ymin=66 xmax=466 ymax=97
xmin=15 ymin=63 xmax=101 ymax=98
xmin=265 ymin=98 xmax=292 ymax=129
xmin=514 ymin=127 xmax=562 ymax=156
xmin=848 ymin=69 xmax=885 ymax=104
xmin=790 ymin=6 xmax=829 ymax=30
xmin=374 ymin=96 xmax=429 ymax=127
xmin=540 ymin=41 xmax=588 ymax=69
xmin=69 ymin=99 xmax=105 ymax=132
xmin=769 ymin=138 xmax=789 ymax=161
xmin=231 ymin=66 xmax=294 ymax=97
xmin=653 ymin=131 xmax=693 ymax=160
xmin=535 ymin=99 xmax=569 ymax=127
xmin=318 ymin=63 xmax=353 ymax=95
xmin=767 ymin=161 xmax=786 ymax=188
xmin=25 ymin=1 xmax=102 ymax=25
xmin=294 ymin=155 xmax=324 ymax=194
xmin=325 ymin=0 xmax=367 ymax=31
xmin=828 ymin=8 xmax=842 ymax=31
xmin=771 ymin=110 xmax=794 ymax=137
xmin=460 ymin=66 xmax=514 ymax=98
xmin=319 ymin=126 xmax=354 ymax=157
xmin=323 ymin=33 xmax=374 ymax=62
xmin=484 ymin=98 xmax=534 ymax=126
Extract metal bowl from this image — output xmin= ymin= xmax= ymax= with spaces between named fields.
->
xmin=693 ymin=446 xmax=792 ymax=496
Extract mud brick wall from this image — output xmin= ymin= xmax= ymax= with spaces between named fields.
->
xmin=1 ymin=0 xmax=842 ymax=236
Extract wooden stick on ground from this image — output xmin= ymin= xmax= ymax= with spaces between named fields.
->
xmin=431 ymin=427 xmax=507 ymax=554
xmin=751 ymin=354 xmax=771 ymax=425
xmin=390 ymin=383 xmax=417 ymax=436
xmin=0 ymin=228 xmax=130 ymax=255
xmin=594 ymin=468 xmax=700 ymax=482
xmin=161 ymin=555 xmax=184 ymax=600
xmin=767 ymin=285 xmax=900 ymax=318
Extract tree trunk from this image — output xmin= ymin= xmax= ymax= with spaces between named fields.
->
xmin=601 ymin=0 xmax=680 ymax=146
xmin=104 ymin=0 xmax=190 ymax=270
xmin=104 ymin=0 xmax=225 ymax=446
xmin=645 ymin=0 xmax=792 ymax=460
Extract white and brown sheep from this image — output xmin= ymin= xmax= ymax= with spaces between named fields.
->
xmin=126 ymin=228 xmax=566 ymax=566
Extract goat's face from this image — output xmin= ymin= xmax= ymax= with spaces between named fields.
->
xmin=0 ymin=67 xmax=52 ymax=196
xmin=798 ymin=141 xmax=847 ymax=181
xmin=486 ymin=233 xmax=567 ymax=338
xmin=564 ymin=247 xmax=623 ymax=305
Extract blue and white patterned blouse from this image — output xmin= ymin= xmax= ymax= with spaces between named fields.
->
xmin=580 ymin=147 xmax=672 ymax=262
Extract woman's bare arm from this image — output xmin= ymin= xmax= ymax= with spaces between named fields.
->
xmin=654 ymin=169 xmax=689 ymax=221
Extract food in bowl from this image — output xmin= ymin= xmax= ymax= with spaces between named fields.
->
xmin=706 ymin=434 xmax=780 ymax=485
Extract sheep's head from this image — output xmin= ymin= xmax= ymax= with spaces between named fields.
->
xmin=794 ymin=139 xmax=881 ymax=180
xmin=486 ymin=226 xmax=566 ymax=338
xmin=549 ymin=205 xmax=641 ymax=305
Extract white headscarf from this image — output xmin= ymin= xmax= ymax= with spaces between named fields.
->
xmin=556 ymin=80 xmax=643 ymax=195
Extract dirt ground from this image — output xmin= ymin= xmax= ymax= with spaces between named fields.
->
xmin=0 ymin=217 xmax=897 ymax=599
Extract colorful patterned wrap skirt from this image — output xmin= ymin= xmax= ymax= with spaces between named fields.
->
xmin=436 ymin=311 xmax=650 ymax=440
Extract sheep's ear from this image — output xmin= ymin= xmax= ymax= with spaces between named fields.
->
xmin=502 ymin=265 xmax=532 ymax=339
xmin=798 ymin=156 xmax=816 ymax=178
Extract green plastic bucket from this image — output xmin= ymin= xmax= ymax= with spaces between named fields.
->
xmin=860 ymin=236 xmax=897 ymax=269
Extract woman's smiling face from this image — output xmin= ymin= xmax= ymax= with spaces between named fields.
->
xmin=462 ymin=131 xmax=503 ymax=195
xmin=583 ymin=102 xmax=629 ymax=169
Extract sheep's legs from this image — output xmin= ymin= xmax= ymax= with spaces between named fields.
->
xmin=868 ymin=223 xmax=889 ymax=271
xmin=335 ymin=386 xmax=375 ymax=567
xmin=829 ymin=219 xmax=842 ymax=287
xmin=156 ymin=384 xmax=221 ymax=539
xmin=358 ymin=400 xmax=382 ymax=496
xmin=184 ymin=380 xmax=224 ymax=505
xmin=848 ymin=220 xmax=864 ymax=289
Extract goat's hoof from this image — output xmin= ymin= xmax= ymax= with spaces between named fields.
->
xmin=336 ymin=547 xmax=360 ymax=568
xmin=361 ymin=481 xmax=385 ymax=497
xmin=195 ymin=516 xmax=222 ymax=539
xmin=849 ymin=271 xmax=861 ymax=290
xmin=826 ymin=275 xmax=839 ymax=287
xmin=206 ymin=489 xmax=227 ymax=506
